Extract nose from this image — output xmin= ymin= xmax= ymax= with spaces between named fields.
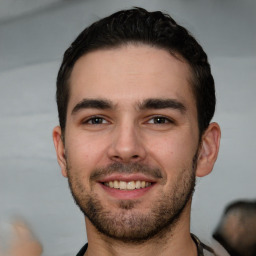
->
xmin=107 ymin=122 xmax=146 ymax=163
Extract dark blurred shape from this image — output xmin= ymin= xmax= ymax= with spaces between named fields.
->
xmin=213 ymin=200 xmax=256 ymax=256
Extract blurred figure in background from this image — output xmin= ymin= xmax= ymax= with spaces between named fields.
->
xmin=213 ymin=200 xmax=256 ymax=256
xmin=0 ymin=219 xmax=42 ymax=256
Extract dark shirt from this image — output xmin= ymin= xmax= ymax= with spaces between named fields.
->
xmin=76 ymin=234 xmax=217 ymax=256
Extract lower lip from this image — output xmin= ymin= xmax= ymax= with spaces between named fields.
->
xmin=99 ymin=183 xmax=155 ymax=200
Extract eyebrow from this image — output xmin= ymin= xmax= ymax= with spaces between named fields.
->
xmin=138 ymin=98 xmax=186 ymax=113
xmin=71 ymin=99 xmax=113 ymax=115
xmin=71 ymin=98 xmax=186 ymax=115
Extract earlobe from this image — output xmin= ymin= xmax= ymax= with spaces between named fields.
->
xmin=196 ymin=122 xmax=221 ymax=177
xmin=52 ymin=126 xmax=68 ymax=177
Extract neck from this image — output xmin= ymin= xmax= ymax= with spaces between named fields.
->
xmin=84 ymin=203 xmax=197 ymax=256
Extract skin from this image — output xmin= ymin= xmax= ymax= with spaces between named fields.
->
xmin=53 ymin=44 xmax=221 ymax=256
xmin=0 ymin=220 xmax=42 ymax=256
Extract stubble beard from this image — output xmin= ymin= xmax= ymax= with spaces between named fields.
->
xmin=66 ymin=156 xmax=197 ymax=244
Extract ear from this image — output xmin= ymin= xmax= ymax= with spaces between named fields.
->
xmin=52 ymin=126 xmax=68 ymax=177
xmin=196 ymin=122 xmax=221 ymax=177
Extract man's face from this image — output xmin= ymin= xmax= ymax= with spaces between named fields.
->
xmin=55 ymin=45 xmax=203 ymax=241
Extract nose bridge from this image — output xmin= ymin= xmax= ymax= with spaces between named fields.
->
xmin=109 ymin=117 xmax=146 ymax=162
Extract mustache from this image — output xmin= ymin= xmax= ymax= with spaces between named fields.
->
xmin=90 ymin=162 xmax=163 ymax=182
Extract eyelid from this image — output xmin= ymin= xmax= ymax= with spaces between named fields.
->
xmin=82 ymin=115 xmax=109 ymax=124
xmin=146 ymin=115 xmax=175 ymax=124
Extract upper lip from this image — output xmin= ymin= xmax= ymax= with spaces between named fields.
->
xmin=98 ymin=173 xmax=157 ymax=183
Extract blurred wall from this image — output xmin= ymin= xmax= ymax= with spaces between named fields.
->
xmin=0 ymin=0 xmax=255 ymax=255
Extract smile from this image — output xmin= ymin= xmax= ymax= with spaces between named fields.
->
xmin=103 ymin=180 xmax=152 ymax=190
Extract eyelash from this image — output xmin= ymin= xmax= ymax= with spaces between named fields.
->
xmin=82 ymin=116 xmax=108 ymax=125
xmin=81 ymin=115 xmax=175 ymax=125
xmin=146 ymin=116 xmax=174 ymax=125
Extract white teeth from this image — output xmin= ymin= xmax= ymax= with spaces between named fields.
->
xmin=135 ymin=180 xmax=141 ymax=189
xmin=120 ymin=181 xmax=126 ymax=190
xmin=114 ymin=180 xmax=119 ymax=188
xmin=104 ymin=180 xmax=152 ymax=190
xmin=127 ymin=181 xmax=135 ymax=190
xmin=109 ymin=181 xmax=114 ymax=188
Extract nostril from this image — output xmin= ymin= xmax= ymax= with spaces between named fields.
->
xmin=113 ymin=155 xmax=122 ymax=160
xmin=132 ymin=155 xmax=139 ymax=159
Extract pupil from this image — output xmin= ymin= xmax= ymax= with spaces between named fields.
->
xmin=93 ymin=118 xmax=102 ymax=124
xmin=155 ymin=117 xmax=165 ymax=123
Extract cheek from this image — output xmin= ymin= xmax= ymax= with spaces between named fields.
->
xmin=145 ymin=132 xmax=197 ymax=172
xmin=65 ymin=132 xmax=108 ymax=172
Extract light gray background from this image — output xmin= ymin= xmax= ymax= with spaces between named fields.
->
xmin=0 ymin=0 xmax=255 ymax=255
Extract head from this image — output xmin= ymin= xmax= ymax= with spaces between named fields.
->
xmin=56 ymin=7 xmax=215 ymax=138
xmin=213 ymin=201 xmax=256 ymax=256
xmin=53 ymin=7 xmax=220 ymax=243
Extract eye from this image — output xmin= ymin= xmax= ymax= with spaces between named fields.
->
xmin=147 ymin=116 xmax=173 ymax=124
xmin=84 ymin=116 xmax=108 ymax=125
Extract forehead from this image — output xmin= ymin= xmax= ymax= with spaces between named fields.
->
xmin=68 ymin=45 xmax=196 ymax=112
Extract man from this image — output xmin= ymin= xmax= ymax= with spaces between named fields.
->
xmin=213 ymin=200 xmax=256 ymax=256
xmin=53 ymin=7 xmax=222 ymax=256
